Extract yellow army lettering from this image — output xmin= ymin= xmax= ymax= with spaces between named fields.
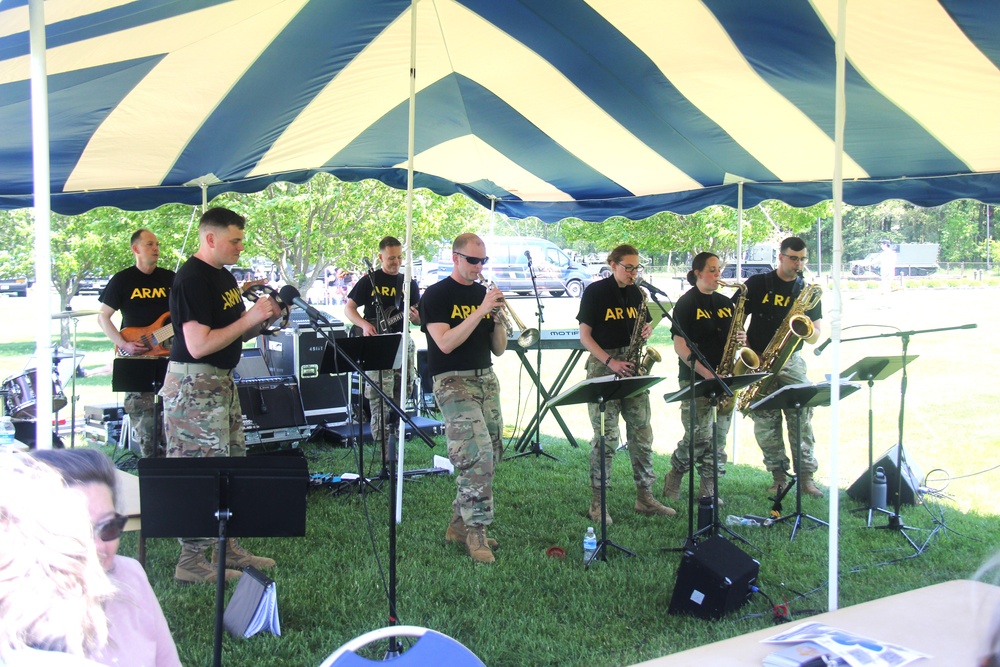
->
xmin=374 ymin=285 xmax=396 ymax=297
xmin=761 ymin=294 xmax=790 ymax=308
xmin=129 ymin=287 xmax=168 ymax=299
xmin=221 ymin=287 xmax=243 ymax=309
xmin=717 ymin=306 xmax=733 ymax=318
xmin=449 ymin=304 xmax=476 ymax=319
xmin=695 ymin=308 xmax=711 ymax=320
xmin=603 ymin=306 xmax=639 ymax=321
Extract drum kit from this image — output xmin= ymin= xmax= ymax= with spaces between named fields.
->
xmin=0 ymin=309 xmax=100 ymax=447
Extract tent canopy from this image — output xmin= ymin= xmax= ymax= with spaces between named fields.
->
xmin=1 ymin=0 xmax=999 ymax=221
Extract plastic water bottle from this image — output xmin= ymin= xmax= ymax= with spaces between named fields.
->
xmin=725 ymin=515 xmax=761 ymax=527
xmin=583 ymin=527 xmax=597 ymax=563
xmin=0 ymin=416 xmax=15 ymax=446
xmin=871 ymin=466 xmax=888 ymax=510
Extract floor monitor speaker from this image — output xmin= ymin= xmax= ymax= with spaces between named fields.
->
xmin=847 ymin=444 xmax=923 ymax=506
xmin=668 ymin=536 xmax=759 ymax=620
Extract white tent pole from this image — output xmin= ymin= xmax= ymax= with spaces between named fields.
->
xmin=732 ymin=181 xmax=744 ymax=463
xmin=828 ymin=0 xmax=848 ymax=612
xmin=29 ymin=0 xmax=54 ymax=449
xmin=395 ymin=0 xmax=419 ymax=523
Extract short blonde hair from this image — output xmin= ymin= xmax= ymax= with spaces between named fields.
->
xmin=0 ymin=454 xmax=112 ymax=660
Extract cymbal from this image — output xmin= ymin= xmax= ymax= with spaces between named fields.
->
xmin=50 ymin=310 xmax=101 ymax=319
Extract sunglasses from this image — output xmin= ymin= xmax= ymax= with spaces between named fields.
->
xmin=456 ymin=252 xmax=489 ymax=266
xmin=95 ymin=514 xmax=129 ymax=542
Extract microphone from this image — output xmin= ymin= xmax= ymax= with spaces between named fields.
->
xmin=524 ymin=250 xmax=532 ymax=265
xmin=814 ymin=338 xmax=833 ymax=356
xmin=637 ymin=277 xmax=669 ymax=299
xmin=277 ymin=285 xmax=331 ymax=325
xmin=363 ymin=257 xmax=374 ymax=272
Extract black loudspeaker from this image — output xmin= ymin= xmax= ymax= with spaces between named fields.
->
xmin=417 ymin=349 xmax=433 ymax=395
xmin=847 ymin=444 xmax=923 ymax=506
xmin=668 ymin=537 xmax=759 ymax=620
xmin=237 ymin=382 xmax=306 ymax=430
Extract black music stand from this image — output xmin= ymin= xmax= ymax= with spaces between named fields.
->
xmin=839 ymin=356 xmax=912 ymax=526
xmin=749 ymin=380 xmax=860 ymax=540
xmin=664 ymin=373 xmax=768 ymax=550
xmin=138 ymin=455 xmax=308 ymax=667
xmin=112 ymin=357 xmax=168 ymax=457
xmin=322 ymin=334 xmax=401 ymax=494
xmin=547 ymin=374 xmax=664 ymax=568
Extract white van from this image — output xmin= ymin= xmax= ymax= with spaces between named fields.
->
xmin=422 ymin=236 xmax=594 ymax=298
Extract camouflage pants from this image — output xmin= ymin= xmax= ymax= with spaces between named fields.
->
xmin=750 ymin=352 xmax=818 ymax=473
xmin=364 ymin=339 xmax=416 ymax=447
xmin=160 ymin=367 xmax=244 ymax=549
xmin=671 ymin=396 xmax=732 ymax=478
xmin=432 ymin=371 xmax=502 ymax=528
xmin=585 ymin=353 xmax=656 ymax=490
xmin=124 ymin=391 xmax=164 ymax=458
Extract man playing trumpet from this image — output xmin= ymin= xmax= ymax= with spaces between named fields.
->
xmin=419 ymin=233 xmax=506 ymax=564
xmin=576 ymin=244 xmax=675 ymax=525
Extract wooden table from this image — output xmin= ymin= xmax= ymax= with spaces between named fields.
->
xmin=634 ymin=579 xmax=1000 ymax=666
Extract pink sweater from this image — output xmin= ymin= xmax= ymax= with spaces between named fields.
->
xmin=93 ymin=556 xmax=181 ymax=667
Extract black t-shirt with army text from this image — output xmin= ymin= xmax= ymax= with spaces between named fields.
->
xmin=419 ymin=277 xmax=495 ymax=375
xmin=100 ymin=266 xmax=175 ymax=329
xmin=347 ymin=270 xmax=419 ymax=333
xmin=738 ymin=271 xmax=822 ymax=355
xmin=168 ymin=256 xmax=245 ymax=369
xmin=576 ymin=276 xmax=650 ymax=350
xmin=670 ymin=287 xmax=737 ymax=382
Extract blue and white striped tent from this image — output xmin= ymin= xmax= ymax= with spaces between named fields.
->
xmin=2 ymin=0 xmax=999 ymax=220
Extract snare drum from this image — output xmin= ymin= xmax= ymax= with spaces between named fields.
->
xmin=1 ymin=370 xmax=68 ymax=418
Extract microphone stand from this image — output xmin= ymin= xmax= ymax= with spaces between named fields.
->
xmin=827 ymin=323 xmax=976 ymax=559
xmin=652 ymin=289 xmax=740 ymax=553
xmin=510 ymin=252 xmax=556 ymax=461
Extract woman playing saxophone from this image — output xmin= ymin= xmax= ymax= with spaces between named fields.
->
xmin=576 ymin=244 xmax=676 ymax=525
xmin=662 ymin=252 xmax=744 ymax=506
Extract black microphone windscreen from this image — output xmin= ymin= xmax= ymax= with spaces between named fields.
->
xmin=278 ymin=285 xmax=300 ymax=304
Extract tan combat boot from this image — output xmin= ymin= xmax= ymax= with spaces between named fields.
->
xmin=798 ymin=472 xmax=824 ymax=497
xmin=698 ymin=477 xmax=723 ymax=507
xmin=445 ymin=511 xmax=499 ymax=549
xmin=212 ymin=538 xmax=276 ymax=570
xmin=588 ymin=488 xmax=612 ymax=526
xmin=766 ymin=470 xmax=788 ymax=496
xmin=176 ymin=543 xmax=242 ymax=584
xmin=465 ymin=525 xmax=495 ymax=564
xmin=635 ymin=487 xmax=677 ymax=517
xmin=662 ymin=469 xmax=684 ymax=500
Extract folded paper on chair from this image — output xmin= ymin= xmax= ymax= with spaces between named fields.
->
xmin=224 ymin=566 xmax=280 ymax=638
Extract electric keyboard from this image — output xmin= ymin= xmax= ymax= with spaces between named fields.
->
xmin=506 ymin=329 xmax=583 ymax=351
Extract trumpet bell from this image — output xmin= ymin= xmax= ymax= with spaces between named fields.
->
xmin=517 ymin=328 xmax=540 ymax=348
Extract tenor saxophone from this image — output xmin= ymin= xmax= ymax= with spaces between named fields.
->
xmin=716 ymin=281 xmax=759 ymax=415
xmin=625 ymin=285 xmax=661 ymax=376
xmin=736 ymin=282 xmax=823 ymax=412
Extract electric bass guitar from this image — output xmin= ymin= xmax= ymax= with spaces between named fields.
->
xmin=349 ymin=306 xmax=405 ymax=337
xmin=117 ymin=312 xmax=173 ymax=356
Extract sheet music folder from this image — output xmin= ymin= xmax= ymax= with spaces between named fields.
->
xmin=546 ymin=374 xmax=664 ymax=409
xmin=224 ymin=565 xmax=280 ymax=638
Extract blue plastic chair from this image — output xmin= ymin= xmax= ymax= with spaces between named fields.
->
xmin=319 ymin=626 xmax=486 ymax=667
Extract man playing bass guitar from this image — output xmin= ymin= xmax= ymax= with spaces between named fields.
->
xmin=97 ymin=229 xmax=175 ymax=457
xmin=344 ymin=235 xmax=421 ymax=455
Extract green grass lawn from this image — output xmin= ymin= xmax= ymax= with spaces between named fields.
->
xmin=2 ymin=284 xmax=998 ymax=666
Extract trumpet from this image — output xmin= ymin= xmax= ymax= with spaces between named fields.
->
xmin=481 ymin=280 xmax=540 ymax=348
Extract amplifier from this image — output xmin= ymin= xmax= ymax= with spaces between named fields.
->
xmin=244 ymin=425 xmax=313 ymax=447
xmin=85 ymin=403 xmax=125 ymax=423
xmin=237 ymin=380 xmax=306 ymax=431
xmin=264 ymin=325 xmax=351 ymax=425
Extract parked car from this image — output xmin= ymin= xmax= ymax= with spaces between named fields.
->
xmin=76 ymin=276 xmax=110 ymax=296
xmin=0 ymin=277 xmax=32 ymax=297
xmin=721 ymin=263 xmax=774 ymax=279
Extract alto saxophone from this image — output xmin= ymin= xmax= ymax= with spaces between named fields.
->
xmin=625 ymin=285 xmax=661 ymax=376
xmin=736 ymin=282 xmax=823 ymax=413
xmin=716 ymin=281 xmax=760 ymax=415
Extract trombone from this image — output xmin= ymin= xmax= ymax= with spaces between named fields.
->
xmin=481 ymin=280 xmax=540 ymax=348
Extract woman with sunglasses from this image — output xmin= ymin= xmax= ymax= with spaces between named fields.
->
xmin=576 ymin=244 xmax=676 ymax=525
xmin=33 ymin=448 xmax=181 ymax=667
